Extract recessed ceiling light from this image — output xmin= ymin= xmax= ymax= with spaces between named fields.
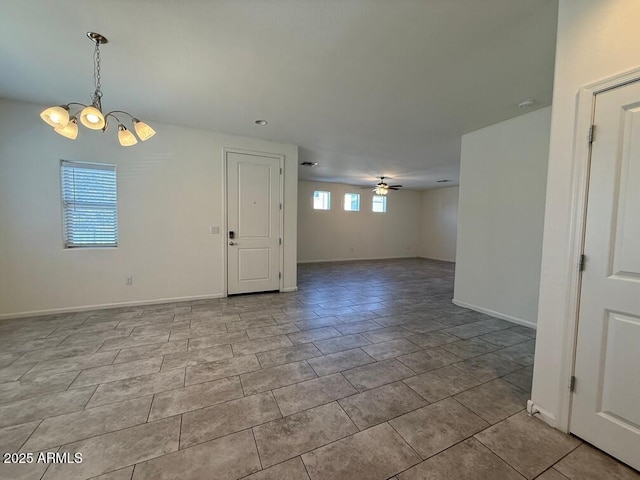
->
xmin=436 ymin=179 xmax=450 ymax=183
xmin=518 ymin=99 xmax=534 ymax=108
xmin=255 ymin=119 xmax=268 ymax=126
xmin=300 ymin=162 xmax=318 ymax=167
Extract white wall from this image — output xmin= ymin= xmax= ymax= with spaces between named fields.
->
xmin=454 ymin=106 xmax=551 ymax=327
xmin=297 ymin=180 xmax=421 ymax=262
xmin=0 ymin=98 xmax=298 ymax=318
xmin=419 ymin=187 xmax=458 ymax=262
xmin=532 ymin=0 xmax=640 ymax=428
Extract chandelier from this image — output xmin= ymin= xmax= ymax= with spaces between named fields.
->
xmin=40 ymin=32 xmax=155 ymax=147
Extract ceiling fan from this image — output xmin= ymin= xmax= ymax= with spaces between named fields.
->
xmin=362 ymin=177 xmax=403 ymax=196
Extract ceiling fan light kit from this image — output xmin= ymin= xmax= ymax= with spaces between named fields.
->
xmin=39 ymin=32 xmax=155 ymax=147
xmin=374 ymin=185 xmax=389 ymax=196
xmin=365 ymin=176 xmax=403 ymax=195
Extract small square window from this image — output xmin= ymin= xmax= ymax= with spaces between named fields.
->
xmin=343 ymin=193 xmax=360 ymax=211
xmin=313 ymin=191 xmax=331 ymax=210
xmin=372 ymin=195 xmax=387 ymax=213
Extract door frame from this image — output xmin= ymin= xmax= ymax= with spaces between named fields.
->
xmin=549 ymin=66 xmax=640 ymax=433
xmin=222 ymin=147 xmax=285 ymax=296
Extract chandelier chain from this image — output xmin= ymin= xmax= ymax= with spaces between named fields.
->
xmin=93 ymin=40 xmax=103 ymax=102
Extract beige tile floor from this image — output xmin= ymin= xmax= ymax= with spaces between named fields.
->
xmin=0 ymin=258 xmax=637 ymax=480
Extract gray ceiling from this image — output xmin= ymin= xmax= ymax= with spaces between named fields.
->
xmin=0 ymin=0 xmax=558 ymax=189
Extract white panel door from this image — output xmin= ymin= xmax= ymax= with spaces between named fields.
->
xmin=572 ymin=80 xmax=640 ymax=470
xmin=227 ymin=152 xmax=281 ymax=295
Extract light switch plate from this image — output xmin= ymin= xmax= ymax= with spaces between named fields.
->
xmin=210 ymin=226 xmax=220 ymax=234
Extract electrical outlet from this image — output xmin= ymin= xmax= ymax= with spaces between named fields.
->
xmin=125 ymin=276 xmax=133 ymax=285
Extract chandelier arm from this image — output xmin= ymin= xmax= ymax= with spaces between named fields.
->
xmin=105 ymin=112 xmax=123 ymax=124
xmin=66 ymin=102 xmax=88 ymax=118
xmin=105 ymin=110 xmax=136 ymax=121
xmin=66 ymin=102 xmax=88 ymax=108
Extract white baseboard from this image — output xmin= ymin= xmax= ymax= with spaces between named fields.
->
xmin=281 ymin=287 xmax=298 ymax=293
xmin=0 ymin=293 xmax=226 ymax=320
xmin=452 ymin=299 xmax=537 ymax=329
xmin=417 ymin=255 xmax=455 ymax=264
xmin=527 ymin=400 xmax=561 ymax=430
xmin=297 ymin=255 xmax=418 ymax=264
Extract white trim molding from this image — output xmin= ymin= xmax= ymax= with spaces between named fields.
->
xmin=539 ymin=66 xmax=640 ymax=433
xmin=0 ymin=293 xmax=226 ymax=320
xmin=452 ymin=299 xmax=537 ymax=329
xmin=527 ymin=400 xmax=557 ymax=427
xmin=297 ymin=255 xmax=419 ymax=264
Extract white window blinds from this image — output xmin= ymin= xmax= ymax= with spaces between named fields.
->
xmin=61 ymin=160 xmax=118 ymax=248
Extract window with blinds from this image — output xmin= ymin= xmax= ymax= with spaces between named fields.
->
xmin=61 ymin=160 xmax=118 ymax=248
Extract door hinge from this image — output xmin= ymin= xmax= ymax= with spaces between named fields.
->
xmin=279 ymin=168 xmax=283 ymax=175
xmin=279 ymin=238 xmax=282 ymax=245
xmin=279 ymin=272 xmax=282 ymax=279
xmin=588 ymin=124 xmax=595 ymax=144
xmin=579 ymin=254 xmax=586 ymax=272
xmin=279 ymin=203 xmax=282 ymax=210
xmin=569 ymin=375 xmax=576 ymax=392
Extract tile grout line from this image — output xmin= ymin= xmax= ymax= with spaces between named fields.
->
xmin=467 ymin=431 xmax=541 ymax=479
xmin=238 ymin=374 xmax=247 ymax=398
xmin=81 ymin=384 xmax=100 ymax=409
xmin=250 ymin=426 xmax=264 ymax=470
xmin=299 ymin=455 xmax=314 ymax=480
xmin=16 ymin=418 xmax=45 ymax=452
xmin=536 ymin=466 xmax=572 ymax=480
xmin=146 ymin=394 xmax=155 ymax=423
xmin=16 ymin=395 xmax=160 ymax=453
xmin=473 ymin=408 xmax=584 ymax=477
xmin=387 ymin=420 xmax=425 ymax=462
xmin=334 ymin=396 xmax=359 ymax=430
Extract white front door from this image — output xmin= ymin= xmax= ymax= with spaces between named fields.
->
xmin=571 ymin=80 xmax=640 ymax=470
xmin=226 ymin=151 xmax=282 ymax=295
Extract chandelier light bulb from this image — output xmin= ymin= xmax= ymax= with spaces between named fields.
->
xmin=133 ymin=119 xmax=156 ymax=141
xmin=54 ymin=117 xmax=79 ymax=140
xmin=40 ymin=106 xmax=70 ymax=129
xmin=80 ymin=106 xmax=106 ymax=130
xmin=118 ymin=124 xmax=138 ymax=146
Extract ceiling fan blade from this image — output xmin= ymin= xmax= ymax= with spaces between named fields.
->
xmin=388 ymin=187 xmax=401 ymax=190
xmin=389 ymin=185 xmax=403 ymax=188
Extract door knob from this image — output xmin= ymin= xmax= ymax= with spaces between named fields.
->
xmin=229 ymin=241 xmax=236 ymax=246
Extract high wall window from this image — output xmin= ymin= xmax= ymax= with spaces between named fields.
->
xmin=313 ymin=190 xmax=331 ymax=210
xmin=61 ymin=161 xmax=118 ymax=248
xmin=343 ymin=193 xmax=360 ymax=211
xmin=372 ymin=195 xmax=387 ymax=213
